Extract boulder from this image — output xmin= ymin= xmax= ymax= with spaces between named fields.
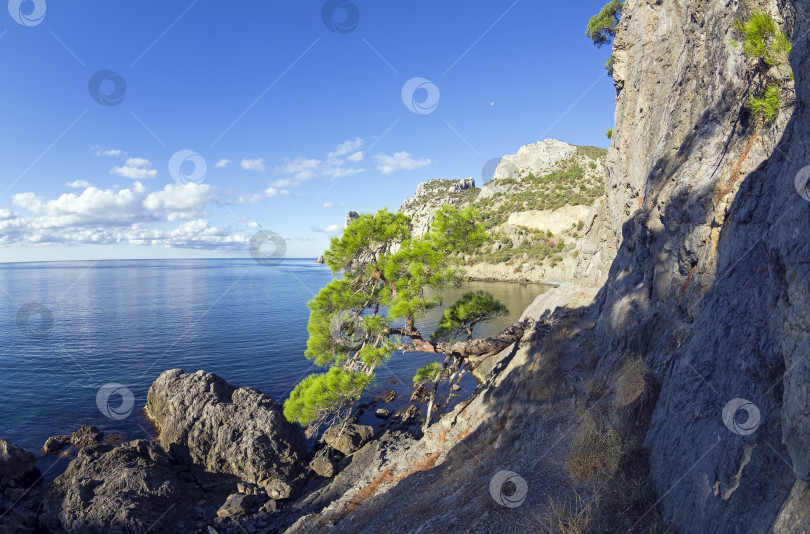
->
xmin=316 ymin=255 xmax=325 ymax=264
xmin=322 ymin=423 xmax=374 ymax=455
xmin=43 ymin=435 xmax=71 ymax=454
xmin=70 ymin=425 xmax=103 ymax=447
xmin=41 ymin=440 xmax=195 ymax=534
xmin=216 ymin=493 xmax=256 ymax=519
xmin=145 ymin=369 xmax=307 ymax=488
xmin=310 ymin=453 xmax=337 ymax=478
xmin=374 ymin=409 xmax=391 ymax=419
xmin=0 ymin=438 xmax=36 ymax=481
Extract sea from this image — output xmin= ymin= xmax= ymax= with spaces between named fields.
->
xmin=0 ymin=258 xmax=547 ymax=454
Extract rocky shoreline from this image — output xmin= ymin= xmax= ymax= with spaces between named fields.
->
xmin=0 ymin=367 xmax=476 ymax=534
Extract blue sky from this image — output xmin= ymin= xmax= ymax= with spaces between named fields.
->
xmin=0 ymin=0 xmax=616 ymax=261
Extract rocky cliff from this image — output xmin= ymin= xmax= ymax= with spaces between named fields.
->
xmin=398 ymin=140 xmax=612 ymax=286
xmin=288 ymin=0 xmax=810 ymax=532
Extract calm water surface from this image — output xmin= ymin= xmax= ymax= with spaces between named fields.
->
xmin=0 ymin=259 xmax=546 ymax=451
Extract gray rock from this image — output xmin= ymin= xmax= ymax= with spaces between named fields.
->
xmin=310 ymin=453 xmax=337 ymax=478
xmin=261 ymin=478 xmax=293 ymax=500
xmin=41 ymin=439 xmax=194 ymax=534
xmin=316 ymin=255 xmax=325 ymax=264
xmin=43 ymin=435 xmax=71 ymax=454
xmin=145 ymin=369 xmax=306 ymax=489
xmin=344 ymin=211 xmax=359 ymax=229
xmin=70 ymin=425 xmax=102 ymax=447
xmin=216 ymin=493 xmax=255 ymax=519
xmin=374 ymin=409 xmax=391 ymax=419
xmin=0 ymin=438 xmax=36 ymax=481
xmin=322 ymin=423 xmax=374 ymax=455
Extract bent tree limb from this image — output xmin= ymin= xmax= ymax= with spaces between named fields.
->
xmin=393 ymin=319 xmax=534 ymax=368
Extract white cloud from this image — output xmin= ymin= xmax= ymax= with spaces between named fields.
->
xmin=328 ymin=137 xmax=363 ymax=158
xmin=124 ymin=219 xmax=249 ymax=250
xmin=247 ymin=222 xmax=259 ymax=228
xmin=65 ymin=180 xmax=92 ymax=189
xmin=322 ymin=202 xmax=334 ymax=208
xmin=273 ymin=139 xmax=367 ymax=186
xmin=215 ymin=159 xmax=231 ymax=168
xmin=142 ymin=183 xmax=214 ymax=221
xmin=0 ymin=181 xmax=280 ymax=251
xmin=373 ymin=151 xmax=431 ymax=175
xmin=271 ymin=178 xmax=299 ymax=188
xmin=95 ymin=149 xmax=125 ymax=158
xmin=110 ymin=158 xmax=157 ymax=180
xmin=241 ymin=158 xmax=266 ymax=172
xmin=324 ymin=224 xmax=341 ymax=232
xmin=275 ymin=157 xmax=319 ymax=182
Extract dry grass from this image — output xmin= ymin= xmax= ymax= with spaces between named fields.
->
xmin=612 ymin=357 xmax=649 ymax=410
xmin=585 ymin=375 xmax=606 ymax=400
xmin=567 ymin=411 xmax=622 ymax=483
xmin=547 ymin=493 xmax=595 ymax=534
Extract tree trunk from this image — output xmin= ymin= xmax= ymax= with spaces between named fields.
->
xmin=423 ymin=352 xmax=453 ymax=431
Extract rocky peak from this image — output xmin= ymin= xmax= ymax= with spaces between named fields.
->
xmin=345 ymin=211 xmax=359 ymax=229
xmin=493 ymin=139 xmax=579 ymax=180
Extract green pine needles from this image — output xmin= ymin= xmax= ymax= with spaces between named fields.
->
xmin=282 ymin=206 xmax=520 ymax=434
xmin=732 ymin=10 xmax=792 ymax=122
xmin=586 ymin=0 xmax=624 ymax=47
xmin=748 ymin=83 xmax=781 ymax=122
xmin=734 ymin=11 xmax=791 ymax=68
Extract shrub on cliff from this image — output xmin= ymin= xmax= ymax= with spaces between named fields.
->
xmin=586 ymin=0 xmax=624 ymax=47
xmin=283 ymin=207 xmax=533 ymax=435
xmin=732 ymin=11 xmax=792 ymax=122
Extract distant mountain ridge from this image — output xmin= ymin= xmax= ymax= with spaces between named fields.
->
xmin=397 ymin=139 xmax=612 ymax=285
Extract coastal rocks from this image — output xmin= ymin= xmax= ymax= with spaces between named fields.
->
xmin=322 ymin=423 xmax=374 ymax=455
xmin=41 ymin=439 xmax=195 ymax=534
xmin=145 ymin=369 xmax=307 ymax=490
xmin=43 ymin=435 xmax=71 ymax=454
xmin=310 ymin=451 xmax=338 ymax=478
xmin=70 ymin=425 xmax=103 ymax=447
xmin=0 ymin=438 xmax=36 ymax=481
xmin=217 ymin=493 xmax=257 ymax=519
xmin=493 ymin=139 xmax=578 ymax=180
xmin=316 ymin=255 xmax=325 ymax=264
xmin=0 ymin=438 xmax=40 ymax=534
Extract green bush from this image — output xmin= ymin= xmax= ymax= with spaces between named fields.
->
xmin=749 ymin=83 xmax=781 ymax=121
xmin=733 ymin=11 xmax=792 ymax=123
xmin=734 ymin=11 xmax=791 ymax=68
xmin=606 ymin=128 xmax=613 ymax=140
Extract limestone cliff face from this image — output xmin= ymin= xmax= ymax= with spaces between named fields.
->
xmin=290 ymin=2 xmax=810 ymax=532
xmin=398 ymin=140 xmax=611 ymax=285
xmin=592 ymin=0 xmax=810 ymax=531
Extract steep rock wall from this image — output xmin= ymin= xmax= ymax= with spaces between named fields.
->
xmin=591 ymin=0 xmax=810 ymax=531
